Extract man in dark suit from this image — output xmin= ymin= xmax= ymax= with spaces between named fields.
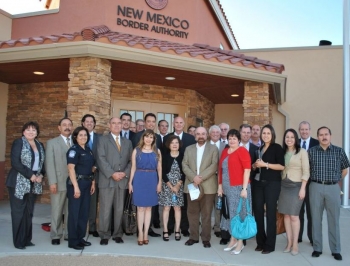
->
xmin=131 ymin=113 xmax=162 ymax=236
xmin=97 ymin=117 xmax=133 ymax=245
xmin=163 ymin=116 xmax=196 ymax=236
xmin=158 ymin=119 xmax=169 ymax=144
xmin=45 ymin=118 xmax=73 ymax=245
xmin=81 ymin=114 xmax=101 ymax=237
xmin=298 ymin=121 xmax=319 ymax=245
xmin=120 ymin=113 xmax=135 ymax=140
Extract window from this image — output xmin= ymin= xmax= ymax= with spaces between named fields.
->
xmin=157 ymin=112 xmax=178 ymax=133
xmin=120 ymin=110 xmax=144 ymax=122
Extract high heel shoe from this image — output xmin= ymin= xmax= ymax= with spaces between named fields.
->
xmin=283 ymin=248 xmax=291 ymax=253
xmin=175 ymin=231 xmax=181 ymax=241
xmin=224 ymin=242 xmax=237 ymax=251
xmin=291 ymin=250 xmax=299 ymax=256
xmin=163 ymin=232 xmax=169 ymax=241
xmin=137 ymin=241 xmax=143 ymax=246
xmin=143 ymin=239 xmax=149 ymax=245
xmin=231 ymin=245 xmax=244 ymax=255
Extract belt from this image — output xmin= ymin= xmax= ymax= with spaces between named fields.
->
xmin=136 ymin=169 xmax=156 ymax=172
xmin=77 ymin=174 xmax=94 ymax=181
xmin=311 ymin=180 xmax=337 ymax=185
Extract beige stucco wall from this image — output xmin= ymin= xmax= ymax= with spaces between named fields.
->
xmin=0 ymin=12 xmax=12 ymax=41
xmin=240 ymin=46 xmax=343 ymax=146
xmin=0 ymin=82 xmax=8 ymax=161
xmin=214 ymin=104 xmax=243 ymax=130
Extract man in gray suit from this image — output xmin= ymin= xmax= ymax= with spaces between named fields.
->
xmin=209 ymin=125 xmax=226 ymax=238
xmin=182 ymin=127 xmax=218 ymax=248
xmin=45 ymin=117 xmax=73 ymax=245
xmin=97 ymin=117 xmax=133 ymax=245
xmin=81 ymin=114 xmax=101 ymax=237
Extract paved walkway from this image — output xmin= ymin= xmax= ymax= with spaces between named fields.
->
xmin=0 ymin=200 xmax=349 ymax=266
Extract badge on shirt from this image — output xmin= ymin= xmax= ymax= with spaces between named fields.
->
xmin=68 ymin=150 xmax=76 ymax=158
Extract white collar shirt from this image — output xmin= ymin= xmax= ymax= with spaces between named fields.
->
xmin=196 ymin=142 xmax=206 ymax=175
xmin=174 ymin=131 xmax=184 ymax=140
xmin=210 ymin=140 xmax=220 ymax=150
xmin=240 ymin=142 xmax=250 ymax=151
xmin=300 ymin=136 xmax=311 ymax=150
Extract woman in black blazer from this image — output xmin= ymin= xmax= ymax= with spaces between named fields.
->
xmin=6 ymin=121 xmax=45 ymax=249
xmin=158 ymin=135 xmax=185 ymax=241
xmin=252 ymin=124 xmax=285 ymax=254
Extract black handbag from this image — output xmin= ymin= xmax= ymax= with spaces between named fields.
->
xmin=122 ymin=193 xmax=137 ymax=234
xmin=221 ymin=194 xmax=230 ymax=220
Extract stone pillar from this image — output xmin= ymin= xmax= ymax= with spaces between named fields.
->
xmin=242 ymin=81 xmax=271 ymax=126
xmin=68 ymin=57 xmax=111 ymax=132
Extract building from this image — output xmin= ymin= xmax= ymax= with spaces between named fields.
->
xmin=8 ymin=0 xmax=341 ymax=201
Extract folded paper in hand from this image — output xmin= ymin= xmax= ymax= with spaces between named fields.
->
xmin=188 ymin=183 xmax=200 ymax=200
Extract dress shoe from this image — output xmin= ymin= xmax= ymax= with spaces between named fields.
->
xmin=26 ymin=242 xmax=35 ymax=247
xmin=220 ymin=238 xmax=228 ymax=245
xmin=115 ymin=237 xmax=124 ymax=244
xmin=137 ymin=241 xmax=143 ymax=246
xmin=311 ymin=251 xmax=322 ymax=257
xmin=214 ymin=232 xmax=221 ymax=238
xmin=261 ymin=250 xmax=272 ymax=254
xmin=231 ymin=245 xmax=244 ymax=255
xmin=80 ymin=240 xmax=91 ymax=246
xmin=100 ymin=239 xmax=108 ymax=245
xmin=51 ymin=239 xmax=60 ymax=245
xmin=163 ymin=232 xmax=169 ymax=241
xmin=224 ymin=242 xmax=237 ymax=251
xmin=291 ymin=250 xmax=299 ymax=256
xmin=332 ymin=253 xmax=342 ymax=261
xmin=255 ymin=246 xmax=263 ymax=252
xmin=148 ymin=229 xmax=161 ymax=237
xmin=181 ymin=230 xmax=190 ymax=237
xmin=203 ymin=241 xmax=211 ymax=248
xmin=69 ymin=244 xmax=84 ymax=250
xmin=89 ymin=231 xmax=99 ymax=237
xmin=185 ymin=239 xmax=199 ymax=246
xmin=143 ymin=239 xmax=149 ymax=245
xmin=153 ymin=223 xmax=161 ymax=229
xmin=15 ymin=246 xmax=26 ymax=250
xmin=283 ymin=248 xmax=291 ymax=253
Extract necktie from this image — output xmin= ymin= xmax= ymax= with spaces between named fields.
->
xmin=66 ymin=137 xmax=71 ymax=148
xmin=116 ymin=136 xmax=121 ymax=151
xmin=302 ymin=141 xmax=306 ymax=149
xmin=124 ymin=131 xmax=127 ymax=138
xmin=88 ymin=138 xmax=93 ymax=150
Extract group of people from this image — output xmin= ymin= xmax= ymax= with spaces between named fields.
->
xmin=6 ymin=115 xmax=349 ymax=261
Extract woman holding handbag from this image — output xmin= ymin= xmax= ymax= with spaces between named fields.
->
xmin=278 ymin=129 xmax=309 ymax=256
xmin=217 ymin=129 xmax=251 ymax=255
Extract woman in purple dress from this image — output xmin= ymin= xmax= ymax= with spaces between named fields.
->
xmin=128 ymin=129 xmax=162 ymax=246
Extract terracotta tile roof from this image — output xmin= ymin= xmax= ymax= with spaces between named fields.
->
xmin=0 ymin=25 xmax=284 ymax=73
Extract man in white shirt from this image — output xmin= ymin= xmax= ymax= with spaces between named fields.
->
xmin=250 ymin=124 xmax=262 ymax=147
xmin=219 ymin=123 xmax=229 ymax=144
xmin=81 ymin=114 xmax=101 ymax=237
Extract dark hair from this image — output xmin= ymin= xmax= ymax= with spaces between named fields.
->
xmin=120 ymin=112 xmax=132 ymax=120
xmin=165 ymin=135 xmax=183 ymax=150
xmin=22 ymin=121 xmax=40 ymax=137
xmin=227 ymin=129 xmax=241 ymax=141
xmin=81 ymin=114 xmax=96 ymax=127
xmin=239 ymin=124 xmax=252 ymax=131
xmin=144 ymin=113 xmax=156 ymax=121
xmin=317 ymin=126 xmax=332 ymax=136
xmin=72 ymin=126 xmax=90 ymax=145
xmin=158 ymin=119 xmax=168 ymax=127
xmin=260 ymin=124 xmax=276 ymax=144
xmin=187 ymin=125 xmax=196 ymax=131
xmin=137 ymin=129 xmax=159 ymax=160
xmin=283 ymin=128 xmax=300 ymax=154
xmin=58 ymin=117 xmax=73 ymax=126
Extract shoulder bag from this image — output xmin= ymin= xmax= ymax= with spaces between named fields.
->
xmin=122 ymin=193 xmax=137 ymax=234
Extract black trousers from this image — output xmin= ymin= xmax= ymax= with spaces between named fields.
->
xmin=8 ymin=186 xmax=36 ymax=248
xmin=252 ymin=180 xmax=281 ymax=252
xmin=298 ymin=180 xmax=313 ymax=242
xmin=67 ymin=179 xmax=91 ymax=246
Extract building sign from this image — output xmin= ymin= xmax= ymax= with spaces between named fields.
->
xmin=145 ymin=0 xmax=168 ymax=10
xmin=117 ymin=5 xmax=190 ymax=39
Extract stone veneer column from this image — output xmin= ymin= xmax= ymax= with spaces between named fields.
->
xmin=67 ymin=57 xmax=111 ymax=132
xmin=242 ymin=81 xmax=271 ymax=126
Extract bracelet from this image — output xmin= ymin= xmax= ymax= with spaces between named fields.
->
xmin=242 ymin=188 xmax=247 ymax=190
xmin=266 ymin=162 xmax=269 ymax=170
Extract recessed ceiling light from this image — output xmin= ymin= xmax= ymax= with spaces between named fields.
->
xmin=165 ymin=77 xmax=175 ymax=80
xmin=231 ymin=94 xmax=239 ymax=97
xmin=33 ymin=71 xmax=44 ymax=75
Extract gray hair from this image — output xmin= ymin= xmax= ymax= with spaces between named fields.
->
xmin=209 ymin=125 xmax=221 ymax=134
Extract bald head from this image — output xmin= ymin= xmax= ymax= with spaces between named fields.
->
xmin=174 ymin=116 xmax=185 ymax=134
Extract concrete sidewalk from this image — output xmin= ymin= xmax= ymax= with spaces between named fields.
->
xmin=0 ymin=200 xmax=349 ymax=266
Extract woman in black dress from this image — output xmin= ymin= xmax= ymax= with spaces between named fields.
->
xmin=159 ymin=135 xmax=185 ymax=241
